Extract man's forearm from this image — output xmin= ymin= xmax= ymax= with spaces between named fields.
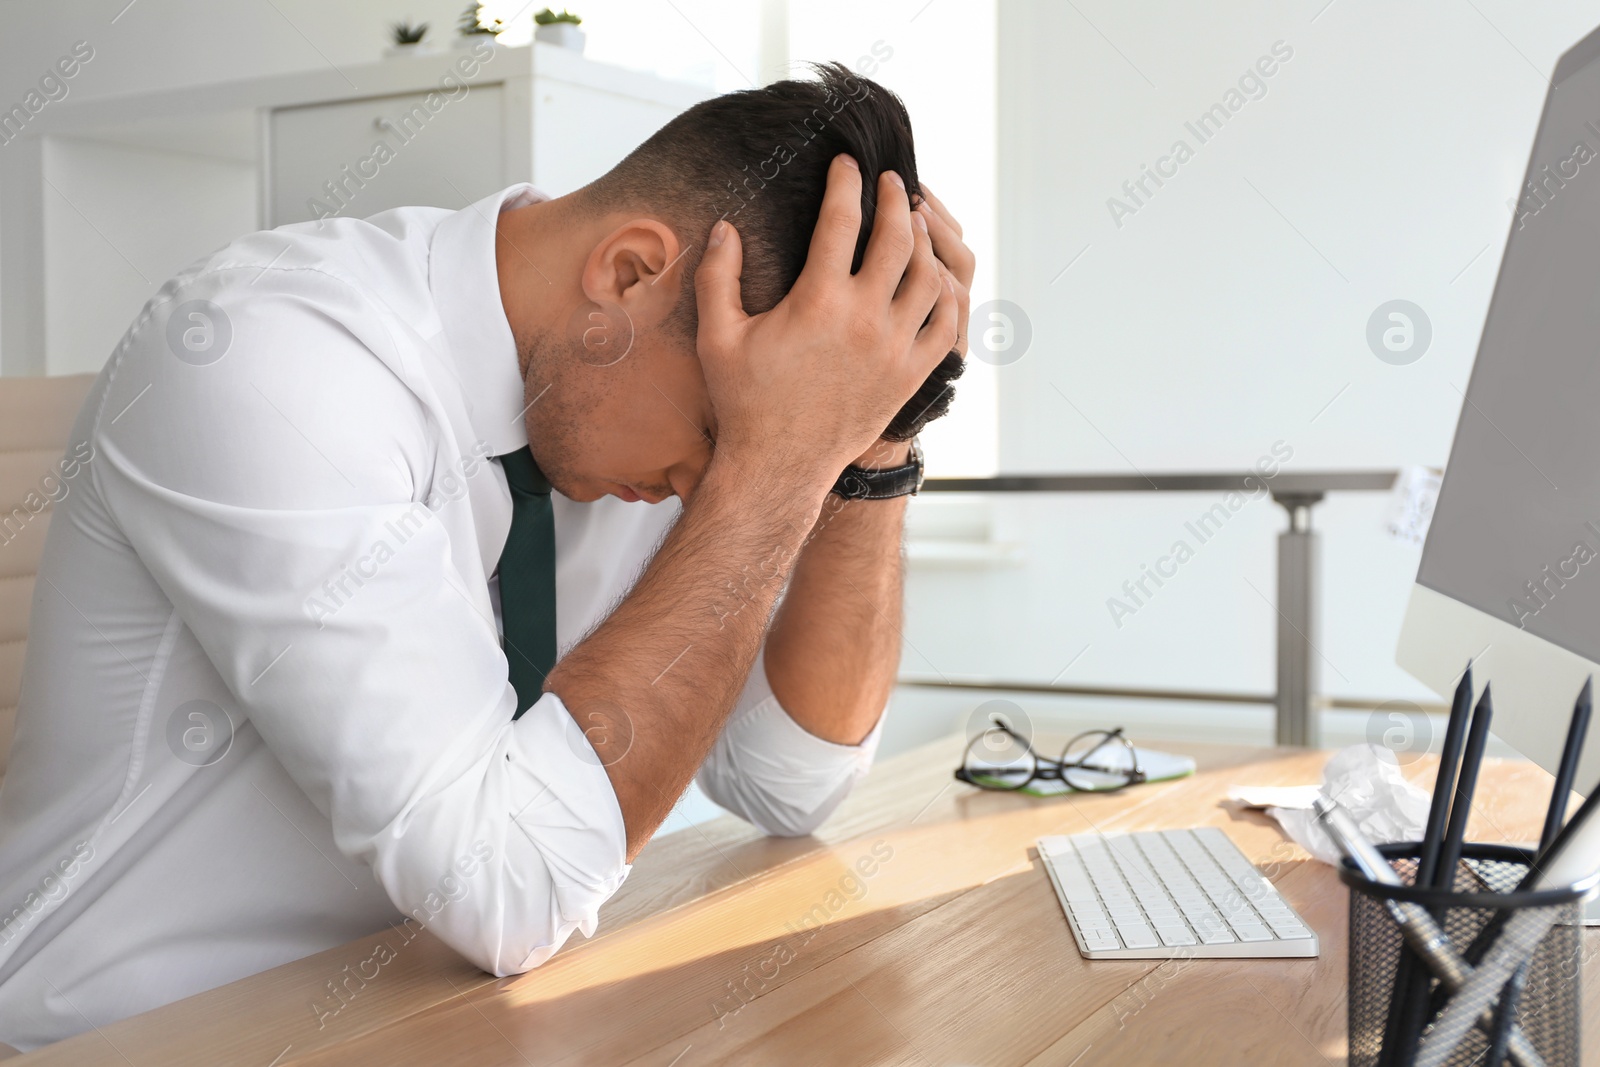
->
xmin=764 ymin=463 xmax=909 ymax=746
xmin=544 ymin=453 xmax=831 ymax=859
xmin=543 ymin=157 xmax=961 ymax=860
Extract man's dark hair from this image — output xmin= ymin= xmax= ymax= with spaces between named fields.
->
xmin=579 ymin=62 xmax=962 ymax=442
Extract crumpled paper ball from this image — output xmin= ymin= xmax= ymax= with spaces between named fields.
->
xmin=1264 ymin=744 xmax=1434 ymax=865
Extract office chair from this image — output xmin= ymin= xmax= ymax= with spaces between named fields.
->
xmin=0 ymin=373 xmax=95 ymax=780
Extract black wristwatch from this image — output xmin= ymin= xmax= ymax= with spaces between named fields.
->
xmin=831 ymin=437 xmax=924 ymax=500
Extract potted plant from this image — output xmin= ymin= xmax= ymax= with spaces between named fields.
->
xmin=384 ymin=19 xmax=432 ymax=58
xmin=534 ymin=8 xmax=585 ymax=53
xmin=456 ymin=3 xmax=507 ymax=46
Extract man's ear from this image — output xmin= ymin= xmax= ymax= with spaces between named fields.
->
xmin=580 ymin=218 xmax=685 ymax=325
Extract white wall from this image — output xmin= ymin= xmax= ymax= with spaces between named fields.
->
xmin=0 ymin=0 xmax=998 ymax=474
xmin=0 ymin=1 xmax=481 ymax=103
xmin=788 ymin=0 xmax=1000 ymax=477
xmin=918 ymin=0 xmax=1600 ymax=742
xmin=43 ymin=138 xmax=255 ymax=375
xmin=0 ymin=0 xmax=468 ymax=378
xmin=0 ymin=0 xmax=999 ymax=825
xmin=14 ymin=0 xmax=1571 ymax=762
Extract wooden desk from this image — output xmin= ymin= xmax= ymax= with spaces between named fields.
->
xmin=15 ymin=735 xmax=1599 ymax=1066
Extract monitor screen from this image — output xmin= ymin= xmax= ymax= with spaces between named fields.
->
xmin=1418 ymin=30 xmax=1600 ymax=668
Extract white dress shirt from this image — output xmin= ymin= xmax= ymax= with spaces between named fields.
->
xmin=0 ymin=185 xmax=883 ymax=1051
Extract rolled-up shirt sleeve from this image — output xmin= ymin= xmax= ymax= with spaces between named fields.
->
xmin=93 ymin=267 xmax=628 ymax=976
xmin=694 ymin=652 xmax=884 ymax=837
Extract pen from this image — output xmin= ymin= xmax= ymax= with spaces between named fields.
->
xmin=1429 ymin=765 xmax=1600 ymax=1040
xmin=1314 ymin=797 xmax=1548 ymax=1067
xmin=1415 ymin=904 xmax=1565 ymax=1067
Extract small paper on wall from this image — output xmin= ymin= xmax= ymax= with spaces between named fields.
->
xmin=1386 ymin=465 xmax=1443 ymax=547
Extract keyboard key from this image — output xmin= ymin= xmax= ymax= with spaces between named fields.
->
xmin=1156 ymin=926 xmax=1197 ymax=946
xmin=1118 ymin=925 xmax=1159 ymax=949
xmin=1233 ymin=924 xmax=1274 ymax=942
xmin=1083 ymin=936 xmax=1121 ymax=952
xmin=1269 ymin=919 xmax=1311 ymax=939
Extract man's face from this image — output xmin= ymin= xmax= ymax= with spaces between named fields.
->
xmin=519 ymin=318 xmax=715 ymax=505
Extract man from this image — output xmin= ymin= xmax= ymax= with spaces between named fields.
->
xmin=0 ymin=62 xmax=971 ymax=1049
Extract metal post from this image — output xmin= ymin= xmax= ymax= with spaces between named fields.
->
xmin=1272 ymin=492 xmax=1323 ymax=747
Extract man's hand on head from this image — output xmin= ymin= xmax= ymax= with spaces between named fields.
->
xmin=692 ymin=154 xmax=960 ymax=491
xmin=845 ymin=178 xmax=975 ymax=474
xmin=914 ymin=180 xmax=974 ymax=359
xmin=754 ymin=174 xmax=978 ymax=753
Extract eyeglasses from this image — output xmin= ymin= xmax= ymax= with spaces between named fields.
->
xmin=954 ymin=717 xmax=1147 ymax=794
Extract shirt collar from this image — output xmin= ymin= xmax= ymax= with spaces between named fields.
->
xmin=429 ymin=183 xmax=548 ymax=458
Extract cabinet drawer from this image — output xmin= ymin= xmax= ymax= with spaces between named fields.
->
xmin=269 ymin=84 xmax=505 ymax=226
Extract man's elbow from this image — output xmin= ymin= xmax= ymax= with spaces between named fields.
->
xmin=738 ymin=773 xmax=859 ymax=838
xmin=463 ymin=907 xmax=575 ymax=976
xmin=757 ymin=805 xmax=830 ymax=839
xmin=398 ymin=842 xmax=626 ymax=979
xmin=695 ymin=697 xmax=885 ymax=837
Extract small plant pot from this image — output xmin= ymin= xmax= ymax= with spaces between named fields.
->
xmin=384 ymin=41 xmax=439 ymax=58
xmin=535 ymin=23 xmax=586 ymax=52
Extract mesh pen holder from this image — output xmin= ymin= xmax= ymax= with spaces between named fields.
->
xmin=1341 ymin=842 xmax=1586 ymax=1067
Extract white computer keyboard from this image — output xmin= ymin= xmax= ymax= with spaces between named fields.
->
xmin=1038 ymin=828 xmax=1319 ymax=959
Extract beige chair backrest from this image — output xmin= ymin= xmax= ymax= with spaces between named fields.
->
xmin=0 ymin=374 xmax=95 ymax=779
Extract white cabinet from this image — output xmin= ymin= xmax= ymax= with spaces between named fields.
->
xmin=268 ymin=86 xmax=508 ymax=226
xmin=0 ymin=44 xmax=712 ymax=376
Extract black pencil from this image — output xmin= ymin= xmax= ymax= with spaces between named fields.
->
xmin=1479 ymin=678 xmax=1591 ymax=1061
xmin=1421 ymin=666 xmax=1477 ymax=884
xmin=1460 ymin=678 xmax=1596 ymax=969
xmin=1395 ymin=684 xmax=1494 ymax=1064
xmin=1437 ymin=684 xmax=1493 ymax=889
xmin=1437 ymin=765 xmax=1600 ymax=1033
xmin=1379 ymin=664 xmax=1474 ymax=1066
xmin=1540 ymin=676 xmax=1592 ymax=852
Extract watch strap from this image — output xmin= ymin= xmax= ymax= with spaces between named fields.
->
xmin=831 ymin=439 xmax=924 ymax=500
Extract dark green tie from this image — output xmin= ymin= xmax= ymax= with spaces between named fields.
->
xmin=496 ymin=446 xmax=557 ymax=720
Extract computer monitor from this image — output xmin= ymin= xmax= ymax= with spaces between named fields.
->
xmin=1397 ymin=23 xmax=1600 ymax=789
